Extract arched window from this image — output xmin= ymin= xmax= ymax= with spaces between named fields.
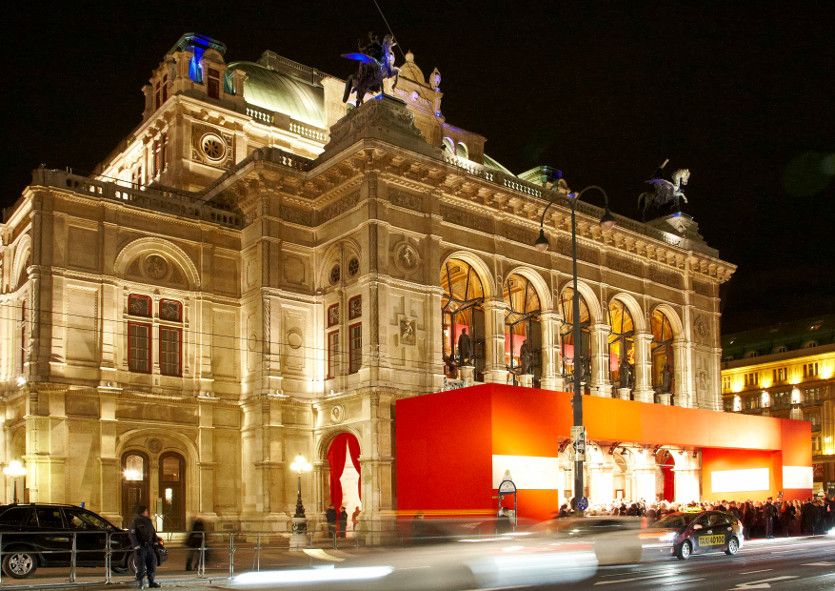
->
xmin=608 ymin=299 xmax=635 ymax=392
xmin=441 ymin=259 xmax=486 ymax=381
xmin=651 ymin=309 xmax=675 ymax=396
xmin=442 ymin=137 xmax=455 ymax=153
xmin=503 ymin=274 xmax=542 ymax=385
xmin=560 ymin=288 xmax=591 ymax=384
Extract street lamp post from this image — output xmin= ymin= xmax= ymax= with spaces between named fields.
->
xmin=289 ymin=454 xmax=313 ymax=549
xmin=535 ymin=182 xmax=616 ymax=514
xmin=3 ymin=459 xmax=28 ymax=504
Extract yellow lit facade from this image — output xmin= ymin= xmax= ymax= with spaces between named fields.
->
xmin=721 ymin=316 xmax=835 ymax=494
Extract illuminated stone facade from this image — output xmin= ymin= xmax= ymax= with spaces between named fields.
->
xmin=721 ymin=316 xmax=835 ymax=494
xmin=0 ymin=33 xmax=734 ymax=530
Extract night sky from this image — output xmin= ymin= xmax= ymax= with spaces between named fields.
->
xmin=4 ymin=1 xmax=833 ymax=333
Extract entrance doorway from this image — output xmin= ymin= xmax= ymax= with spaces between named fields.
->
xmin=159 ymin=452 xmax=186 ymax=531
xmin=121 ymin=452 xmax=149 ymax=527
xmin=656 ymin=449 xmax=675 ymax=502
xmin=326 ymin=434 xmax=362 ymax=533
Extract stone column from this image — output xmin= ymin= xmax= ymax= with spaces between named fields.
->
xmin=482 ymin=299 xmax=509 ymax=384
xmin=588 ymin=464 xmax=614 ymax=505
xmin=539 ymin=311 xmax=564 ymax=391
xmin=674 ymin=469 xmax=701 ymax=504
xmin=590 ymin=323 xmax=611 ymax=397
xmin=633 ymin=332 xmax=654 ymax=403
xmin=632 ymin=467 xmax=658 ymax=503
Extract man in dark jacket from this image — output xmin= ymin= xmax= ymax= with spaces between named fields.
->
xmin=128 ymin=504 xmax=160 ymax=589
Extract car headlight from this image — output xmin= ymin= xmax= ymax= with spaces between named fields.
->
xmin=658 ymin=532 xmax=677 ymax=543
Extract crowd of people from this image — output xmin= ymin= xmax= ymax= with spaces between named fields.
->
xmin=557 ymin=496 xmax=835 ymax=538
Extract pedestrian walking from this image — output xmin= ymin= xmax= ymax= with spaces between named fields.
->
xmin=325 ymin=504 xmax=337 ymax=540
xmin=185 ymin=518 xmax=208 ymax=572
xmin=338 ymin=506 xmax=348 ymax=538
xmin=128 ymin=504 xmax=160 ymax=589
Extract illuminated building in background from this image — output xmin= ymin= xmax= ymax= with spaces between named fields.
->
xmin=0 ymin=32 xmax=741 ymax=529
xmin=721 ymin=315 xmax=835 ymax=494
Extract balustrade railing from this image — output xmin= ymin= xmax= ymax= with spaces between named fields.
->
xmin=31 ymin=168 xmax=242 ymax=229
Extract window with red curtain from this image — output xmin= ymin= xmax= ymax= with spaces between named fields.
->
xmin=326 ymin=433 xmax=361 ymax=510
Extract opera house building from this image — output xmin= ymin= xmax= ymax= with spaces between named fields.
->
xmin=0 ymin=34 xmax=809 ymax=532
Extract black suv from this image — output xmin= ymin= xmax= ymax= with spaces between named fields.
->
xmin=0 ymin=503 xmax=147 ymax=578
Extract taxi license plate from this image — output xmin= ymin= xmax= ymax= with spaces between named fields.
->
xmin=698 ymin=534 xmax=725 ymax=546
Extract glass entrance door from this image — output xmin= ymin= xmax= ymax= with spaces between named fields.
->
xmin=121 ymin=452 xmax=149 ymax=527
xmin=158 ymin=452 xmax=185 ymax=531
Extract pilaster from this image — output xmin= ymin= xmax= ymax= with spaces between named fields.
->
xmin=590 ymin=323 xmax=611 ymax=397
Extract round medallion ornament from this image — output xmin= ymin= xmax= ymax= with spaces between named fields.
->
xmin=287 ymin=329 xmax=303 ymax=350
xmin=393 ymin=242 xmax=420 ymax=273
xmin=330 ymin=405 xmax=345 ymax=424
xmin=201 ymin=133 xmax=227 ymax=162
xmin=143 ymin=255 xmax=169 ymax=280
xmin=147 ymin=438 xmax=162 ymax=453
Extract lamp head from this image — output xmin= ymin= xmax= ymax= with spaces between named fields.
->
xmin=534 ymin=228 xmax=549 ymax=252
xmin=599 ymin=208 xmax=616 ymax=230
xmin=291 ymin=454 xmax=312 ymax=474
xmin=3 ymin=459 xmax=27 ymax=478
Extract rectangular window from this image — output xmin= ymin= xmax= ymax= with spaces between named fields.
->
xmin=159 ymin=326 xmax=182 ymax=376
xmin=327 ymin=331 xmax=339 ymax=379
xmin=128 ymin=322 xmax=151 ymax=373
xmin=154 ymin=82 xmax=162 ymax=109
xmin=803 ymin=363 xmax=819 ymax=378
xmin=162 ymin=74 xmax=168 ymax=103
xmin=327 ymin=303 xmax=340 ymax=328
xmin=348 ymin=296 xmax=362 ymax=320
xmin=153 ymin=141 xmax=161 ymax=177
xmin=349 ymin=323 xmax=362 ymax=374
xmin=207 ymin=68 xmax=220 ymax=99
xmin=722 ymin=376 xmax=731 ymax=392
xmin=744 ymin=372 xmax=758 ymax=387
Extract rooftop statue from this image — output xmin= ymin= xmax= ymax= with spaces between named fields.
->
xmin=342 ymin=33 xmax=399 ymax=106
xmin=637 ymin=159 xmax=691 ymax=220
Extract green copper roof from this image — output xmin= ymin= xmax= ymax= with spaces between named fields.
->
xmin=483 ymin=154 xmax=514 ymax=176
xmin=227 ymin=61 xmax=325 ymax=128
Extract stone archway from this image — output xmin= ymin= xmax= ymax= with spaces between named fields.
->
xmin=325 ymin=433 xmax=362 ymax=533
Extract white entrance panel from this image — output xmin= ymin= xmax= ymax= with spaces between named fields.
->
xmin=339 ymin=446 xmax=362 ymax=532
xmin=782 ymin=466 xmax=813 ymax=489
xmin=491 ymin=455 xmax=559 ymax=489
xmin=711 ymin=468 xmax=769 ymax=494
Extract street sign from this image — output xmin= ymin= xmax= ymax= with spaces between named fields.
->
xmin=571 ymin=426 xmax=586 ymax=461
xmin=577 ymin=496 xmax=589 ymax=511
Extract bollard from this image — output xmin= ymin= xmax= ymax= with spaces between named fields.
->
xmin=104 ymin=531 xmax=113 ymax=585
xmin=69 ymin=532 xmax=78 ymax=583
xmin=227 ymin=533 xmax=236 ymax=578
xmin=198 ymin=530 xmax=206 ymax=577
xmin=254 ymin=533 xmax=261 ymax=572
